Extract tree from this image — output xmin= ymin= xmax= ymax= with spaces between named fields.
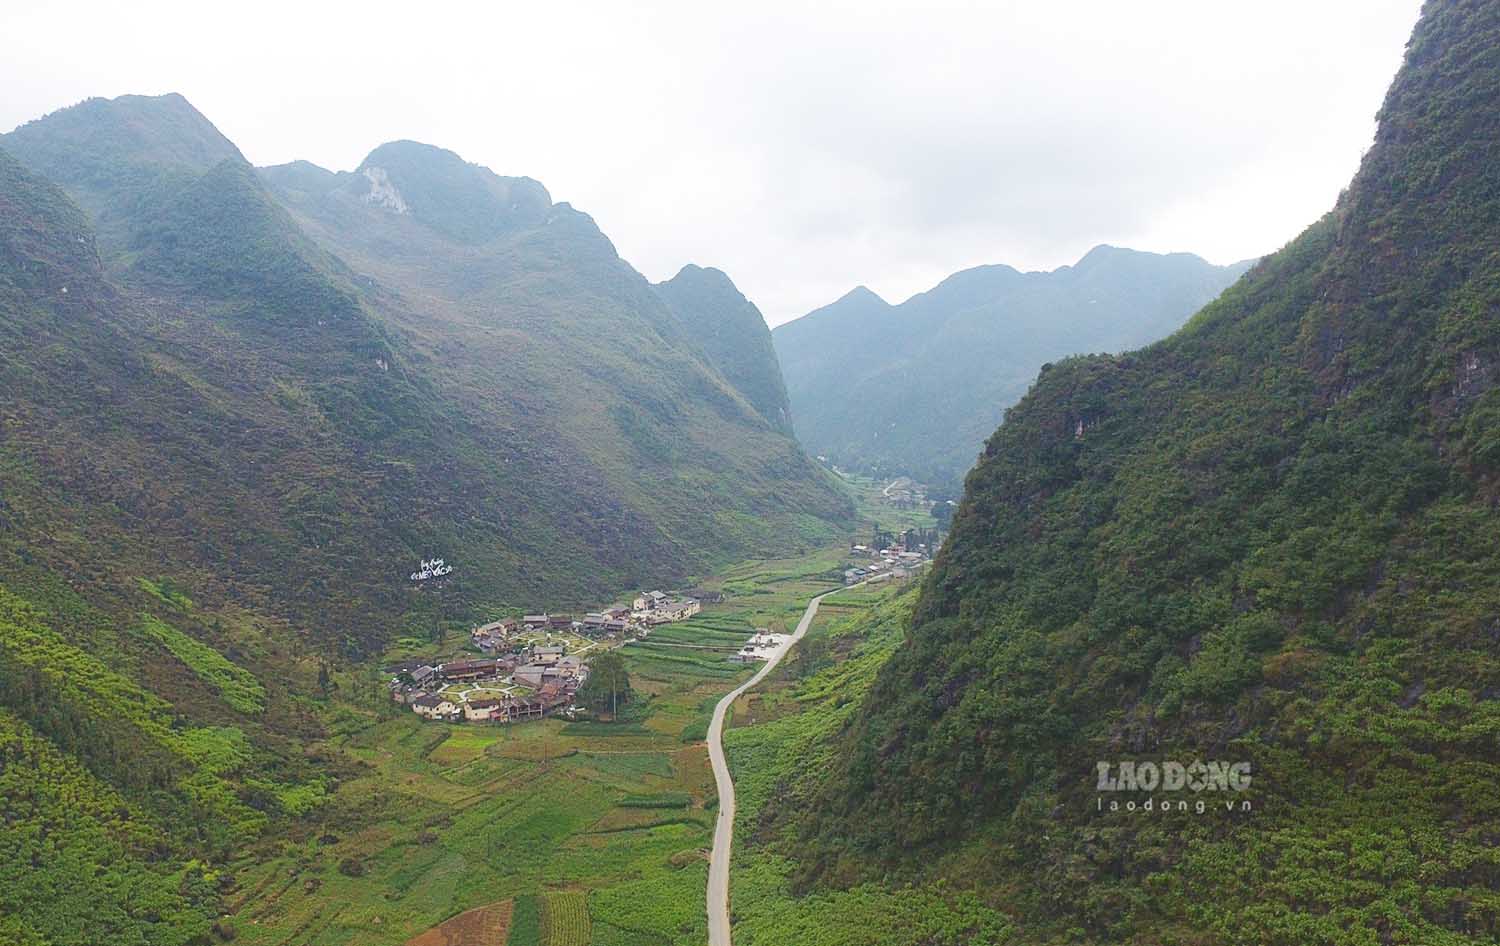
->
xmin=577 ymin=652 xmax=633 ymax=719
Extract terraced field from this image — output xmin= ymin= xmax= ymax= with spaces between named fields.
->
xmin=539 ymin=891 xmax=591 ymax=946
xmin=224 ymin=547 xmax=852 ymax=946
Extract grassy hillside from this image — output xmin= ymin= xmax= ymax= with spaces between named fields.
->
xmin=773 ymin=1 xmax=1500 ymax=943
xmin=773 ymin=247 xmax=1252 ymax=485
xmin=1 ymin=91 xmax=242 ymax=253
xmin=653 ymin=264 xmax=795 ymax=434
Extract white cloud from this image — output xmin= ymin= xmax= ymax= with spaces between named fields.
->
xmin=0 ymin=0 xmax=1422 ymax=324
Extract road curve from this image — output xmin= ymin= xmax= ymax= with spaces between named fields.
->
xmin=705 ymin=584 xmax=848 ymax=946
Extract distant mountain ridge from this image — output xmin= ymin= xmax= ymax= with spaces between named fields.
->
xmin=653 ymin=263 xmax=795 ymax=434
xmin=773 ymin=246 xmax=1254 ymax=484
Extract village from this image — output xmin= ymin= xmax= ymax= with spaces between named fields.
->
xmin=384 ymin=589 xmax=705 ymax=724
xmin=841 ymin=527 xmax=940 ymax=586
xmin=388 ymin=524 xmax=939 ymax=724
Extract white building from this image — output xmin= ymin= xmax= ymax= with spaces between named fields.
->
xmin=412 ymin=694 xmax=459 ymax=719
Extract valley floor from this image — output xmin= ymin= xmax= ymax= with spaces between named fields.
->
xmin=224 ymin=547 xmax=852 ymax=946
xmin=720 ymin=584 xmax=1012 ymax=946
xmin=221 ymin=475 xmax=946 ymax=946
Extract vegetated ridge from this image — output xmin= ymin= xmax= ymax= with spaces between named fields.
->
xmin=779 ymin=2 xmax=1500 ymax=942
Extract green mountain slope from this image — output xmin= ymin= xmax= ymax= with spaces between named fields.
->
xmin=260 ymin=138 xmax=850 ymax=568
xmin=2 ymin=91 xmax=242 ymax=253
xmin=2 ymin=95 xmax=849 ymax=650
xmin=0 ymin=95 xmax=850 ymax=943
xmin=778 ymin=2 xmax=1500 ymax=943
xmin=0 ymin=145 xmax=338 ymax=946
xmin=773 ymin=247 xmax=1253 ymax=484
xmin=653 ymin=263 xmax=795 ymax=433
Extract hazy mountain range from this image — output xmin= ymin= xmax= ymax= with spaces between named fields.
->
xmin=774 ymin=246 xmax=1255 ymax=485
xmin=0 ymin=94 xmax=847 ymax=643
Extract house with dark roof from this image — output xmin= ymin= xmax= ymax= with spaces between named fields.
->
xmin=513 ymin=664 xmax=548 ymax=688
xmin=440 ymin=658 xmax=500 ymax=681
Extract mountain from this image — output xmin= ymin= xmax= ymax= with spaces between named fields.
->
xmin=1 ymin=95 xmax=850 ymax=643
xmin=0 ymin=94 xmax=849 ymax=943
xmin=0 ymin=142 xmax=301 ymax=946
xmin=2 ymin=92 xmax=243 ymax=252
xmin=653 ymin=263 xmax=795 ymax=433
xmin=258 ymin=138 xmax=850 ymax=568
xmin=773 ymin=247 xmax=1254 ymax=484
xmin=776 ymin=2 xmax=1500 ymax=942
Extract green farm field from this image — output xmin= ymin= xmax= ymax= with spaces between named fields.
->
xmin=223 ymin=546 xmax=854 ymax=946
xmin=721 ymin=583 xmax=1012 ymax=946
xmin=840 ymin=473 xmax=943 ymax=535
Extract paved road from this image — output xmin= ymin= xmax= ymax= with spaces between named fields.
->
xmin=705 ymin=584 xmax=847 ymax=946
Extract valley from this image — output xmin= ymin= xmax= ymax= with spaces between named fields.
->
xmin=706 ymin=577 xmax=852 ymax=946
xmin=217 ymin=542 xmax=925 ymax=946
xmin=4 ymin=2 xmax=1498 ymax=945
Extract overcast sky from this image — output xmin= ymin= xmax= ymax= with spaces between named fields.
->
xmin=2 ymin=0 xmax=1423 ymax=325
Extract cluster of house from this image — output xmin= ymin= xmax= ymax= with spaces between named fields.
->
xmin=384 ymin=590 xmax=705 ymax=725
xmin=631 ymin=590 xmax=702 ymax=625
xmin=466 ymin=591 xmax=702 ymax=653
xmin=843 ymin=545 xmax=930 ymax=585
xmin=384 ymin=645 xmax=590 ymax=724
xmin=407 ymin=688 xmax=567 ymax=723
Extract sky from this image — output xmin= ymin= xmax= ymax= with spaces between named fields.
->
xmin=1 ymin=0 xmax=1424 ymax=326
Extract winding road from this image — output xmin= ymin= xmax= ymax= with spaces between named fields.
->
xmin=705 ymin=584 xmax=848 ymax=946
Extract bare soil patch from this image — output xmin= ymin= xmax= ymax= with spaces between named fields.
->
xmin=404 ymin=899 xmax=514 ymax=946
